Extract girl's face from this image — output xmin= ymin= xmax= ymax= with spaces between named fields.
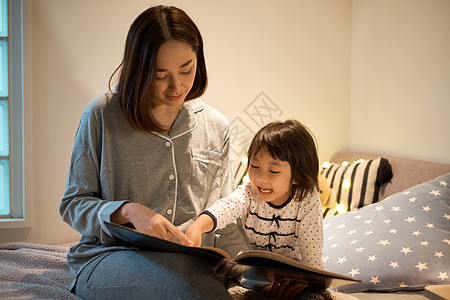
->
xmin=248 ymin=148 xmax=296 ymax=206
xmin=149 ymin=40 xmax=197 ymax=109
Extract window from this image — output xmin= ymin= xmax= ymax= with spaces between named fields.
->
xmin=0 ymin=0 xmax=26 ymax=227
xmin=0 ymin=0 xmax=10 ymax=217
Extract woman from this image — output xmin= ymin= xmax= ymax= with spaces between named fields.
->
xmin=60 ymin=5 xmax=248 ymax=299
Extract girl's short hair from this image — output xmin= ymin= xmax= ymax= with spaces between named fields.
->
xmin=247 ymin=119 xmax=319 ymax=201
xmin=109 ymin=5 xmax=208 ymax=132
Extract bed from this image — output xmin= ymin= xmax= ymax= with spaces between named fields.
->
xmin=1 ymin=151 xmax=449 ymax=299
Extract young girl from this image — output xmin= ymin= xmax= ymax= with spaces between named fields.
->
xmin=186 ymin=119 xmax=324 ymax=270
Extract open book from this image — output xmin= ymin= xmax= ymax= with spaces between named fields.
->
xmin=104 ymin=221 xmax=359 ymax=291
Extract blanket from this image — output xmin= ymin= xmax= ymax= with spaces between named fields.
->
xmin=0 ymin=242 xmax=357 ymax=300
xmin=227 ymin=281 xmax=358 ymax=300
xmin=0 ymin=242 xmax=80 ymax=300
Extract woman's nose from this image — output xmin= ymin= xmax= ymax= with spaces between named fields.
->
xmin=169 ymin=75 xmax=181 ymax=91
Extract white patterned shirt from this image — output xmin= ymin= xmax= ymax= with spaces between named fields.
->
xmin=204 ymin=182 xmax=324 ymax=269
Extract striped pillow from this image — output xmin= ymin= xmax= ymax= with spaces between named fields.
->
xmin=320 ymin=157 xmax=392 ymax=218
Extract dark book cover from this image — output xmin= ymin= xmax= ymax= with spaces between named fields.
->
xmin=105 ymin=221 xmax=360 ymax=291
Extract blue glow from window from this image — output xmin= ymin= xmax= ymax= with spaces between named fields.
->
xmin=0 ymin=0 xmax=6 ymax=37
xmin=0 ymin=40 xmax=7 ymax=97
xmin=0 ymin=160 xmax=9 ymax=215
xmin=0 ymin=100 xmax=7 ymax=156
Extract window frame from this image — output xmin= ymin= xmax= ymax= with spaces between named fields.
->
xmin=0 ymin=0 xmax=31 ymax=228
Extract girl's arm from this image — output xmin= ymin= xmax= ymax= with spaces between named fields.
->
xmin=184 ymin=183 xmax=251 ymax=247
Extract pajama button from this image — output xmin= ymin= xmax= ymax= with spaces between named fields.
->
xmin=165 ymin=141 xmax=171 ymax=147
xmin=169 ymin=175 xmax=174 ymax=180
xmin=167 ymin=209 xmax=173 ymax=215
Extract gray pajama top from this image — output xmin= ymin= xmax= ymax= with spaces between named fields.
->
xmin=59 ymin=93 xmax=249 ymax=286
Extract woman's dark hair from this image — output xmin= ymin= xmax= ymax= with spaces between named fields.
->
xmin=109 ymin=5 xmax=208 ymax=132
xmin=246 ymin=120 xmax=319 ymax=201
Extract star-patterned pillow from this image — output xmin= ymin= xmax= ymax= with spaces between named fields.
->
xmin=322 ymin=172 xmax=450 ymax=293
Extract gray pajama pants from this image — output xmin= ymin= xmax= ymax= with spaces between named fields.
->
xmin=73 ymin=250 xmax=232 ymax=300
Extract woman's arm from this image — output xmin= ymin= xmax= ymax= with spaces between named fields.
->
xmin=59 ymin=106 xmax=115 ymax=243
xmin=59 ymin=97 xmax=191 ymax=245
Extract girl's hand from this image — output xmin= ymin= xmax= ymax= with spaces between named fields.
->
xmin=183 ymin=214 xmax=215 ymax=247
xmin=184 ymin=223 xmax=203 ymax=247
xmin=111 ymin=202 xmax=192 ymax=246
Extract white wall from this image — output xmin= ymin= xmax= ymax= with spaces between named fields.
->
xmin=1 ymin=0 xmax=448 ymax=245
xmin=350 ymin=0 xmax=450 ymax=163
xmin=0 ymin=0 xmax=351 ymax=245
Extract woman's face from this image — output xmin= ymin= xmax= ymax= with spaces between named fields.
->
xmin=149 ymin=40 xmax=197 ymax=109
xmin=248 ymin=148 xmax=296 ymax=206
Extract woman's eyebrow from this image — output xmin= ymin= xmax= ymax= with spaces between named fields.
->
xmin=156 ymin=59 xmax=193 ymax=72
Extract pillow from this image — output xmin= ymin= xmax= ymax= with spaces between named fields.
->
xmin=320 ymin=157 xmax=393 ymax=218
xmin=322 ymin=172 xmax=450 ymax=293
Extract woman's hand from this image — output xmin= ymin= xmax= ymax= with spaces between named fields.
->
xmin=261 ymin=278 xmax=307 ymax=299
xmin=214 ymin=259 xmax=237 ymax=277
xmin=111 ymin=202 xmax=192 ymax=245
xmin=257 ymin=272 xmax=308 ymax=299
